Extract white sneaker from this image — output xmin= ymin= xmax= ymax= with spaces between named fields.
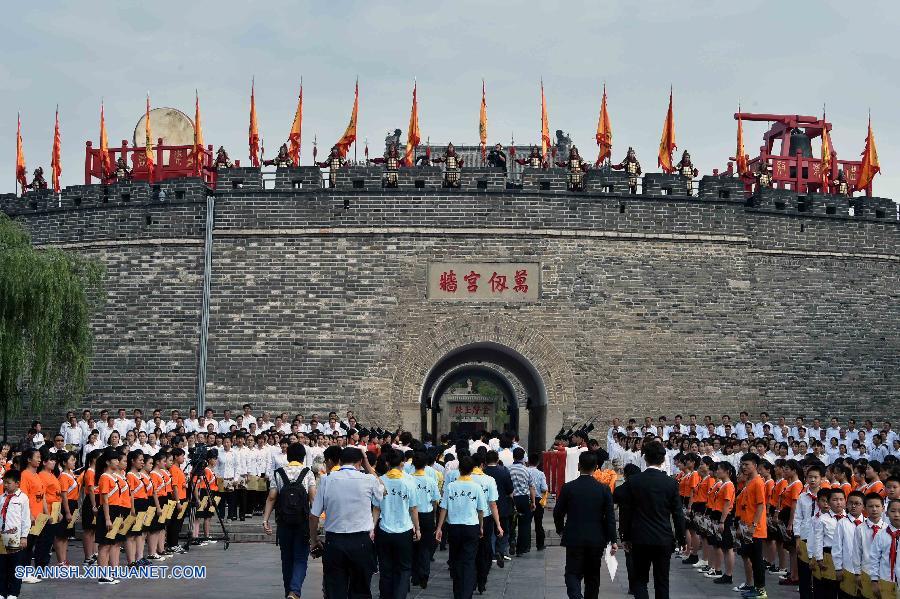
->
xmin=9 ymin=595 xmax=19 ymax=599
xmin=692 ymin=559 xmax=709 ymax=568
xmin=21 ymin=575 xmax=41 ymax=584
xmin=98 ymin=577 xmax=120 ymax=585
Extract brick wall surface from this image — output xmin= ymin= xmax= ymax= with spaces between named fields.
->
xmin=2 ymin=173 xmax=897 ymax=437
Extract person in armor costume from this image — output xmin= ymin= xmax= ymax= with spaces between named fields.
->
xmin=487 ymin=143 xmax=508 ymax=171
xmin=832 ymin=169 xmax=851 ymax=196
xmin=263 ymin=143 xmax=291 ymax=168
xmin=27 ymin=167 xmax=48 ymax=190
xmin=754 ymin=161 xmax=772 ymax=190
xmin=112 ymin=156 xmax=132 ymax=182
xmin=675 ymin=150 xmax=699 ymax=179
xmin=611 ymin=147 xmax=642 ymax=194
xmin=315 ymin=145 xmax=346 ymax=188
xmin=414 ymin=152 xmax=431 ymax=167
xmin=212 ymin=146 xmax=233 ymax=169
xmin=432 ymin=143 xmax=464 ymax=188
xmin=384 ymin=129 xmax=402 ymax=158
xmin=515 ymin=146 xmax=544 ymax=169
xmin=369 ymin=143 xmax=401 ymax=188
xmin=556 ymin=145 xmax=588 ymax=191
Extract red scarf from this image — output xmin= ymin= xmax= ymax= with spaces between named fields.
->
xmin=889 ymin=527 xmax=900 ymax=582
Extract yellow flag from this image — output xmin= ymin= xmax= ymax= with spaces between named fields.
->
xmin=595 ymin=84 xmax=612 ymax=165
xmin=854 ymin=115 xmax=880 ymax=191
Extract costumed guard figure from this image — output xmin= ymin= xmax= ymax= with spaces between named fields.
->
xmin=832 ymin=169 xmax=851 ymax=196
xmin=611 ymin=147 xmax=642 ymax=194
xmin=675 ymin=150 xmax=699 ymax=192
xmin=487 ymin=143 xmax=507 ymax=171
xmin=27 ymin=167 xmax=48 ymax=191
xmin=263 ymin=144 xmax=291 ymax=168
xmin=112 ymin=156 xmax=132 ymax=182
xmin=369 ymin=143 xmax=401 ymax=188
xmin=556 ymin=145 xmax=588 ymax=191
xmin=515 ymin=146 xmax=544 ymax=169
xmin=315 ymin=145 xmax=346 ymax=188
xmin=754 ymin=161 xmax=772 ymax=190
xmin=213 ymin=146 xmax=233 ymax=169
xmin=433 ymin=143 xmax=463 ymax=188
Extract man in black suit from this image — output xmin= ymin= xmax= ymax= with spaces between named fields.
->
xmin=553 ymin=451 xmax=618 ymax=599
xmin=483 ymin=450 xmax=514 ymax=567
xmin=614 ymin=440 xmax=686 ymax=599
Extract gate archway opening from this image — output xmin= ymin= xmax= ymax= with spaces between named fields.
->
xmin=419 ymin=341 xmax=549 ymax=451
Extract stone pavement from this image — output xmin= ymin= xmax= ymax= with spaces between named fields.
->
xmin=18 ymin=539 xmax=805 ymax=598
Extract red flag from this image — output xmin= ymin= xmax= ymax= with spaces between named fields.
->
xmin=15 ymin=113 xmax=26 ymax=193
xmin=193 ymin=91 xmax=204 ymax=176
xmin=819 ymin=110 xmax=832 ymax=188
xmin=540 ymin=80 xmax=550 ymax=160
xmin=479 ymin=80 xmax=487 ymax=160
xmin=403 ymin=81 xmax=420 ymax=166
xmin=99 ymin=102 xmax=111 ymax=179
xmin=145 ymin=94 xmax=155 ymax=181
xmin=658 ymin=87 xmax=677 ymax=173
xmin=855 ymin=114 xmax=880 ymax=191
xmin=288 ymin=80 xmax=302 ymax=166
xmin=51 ymin=106 xmax=61 ymax=193
xmin=249 ymin=78 xmax=260 ymax=167
xmin=735 ymin=107 xmax=748 ymax=175
xmin=334 ymin=80 xmax=359 ymax=158
xmin=595 ymin=84 xmax=612 ymax=166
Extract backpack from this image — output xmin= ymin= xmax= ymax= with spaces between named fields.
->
xmin=275 ymin=467 xmax=311 ymax=532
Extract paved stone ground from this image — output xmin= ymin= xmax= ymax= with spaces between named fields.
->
xmin=18 ymin=539 xmax=804 ymax=598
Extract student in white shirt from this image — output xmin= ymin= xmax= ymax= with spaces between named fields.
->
xmin=113 ymin=409 xmax=134 ymax=437
xmin=218 ymin=410 xmax=237 ymax=434
xmin=240 ymin=404 xmax=256 ymax=428
xmin=866 ymin=498 xmax=900 ymax=598
xmin=0 ymin=469 xmax=31 ymax=598
xmin=851 ymin=493 xmax=885 ymax=596
xmin=184 ymin=408 xmax=200 ymax=433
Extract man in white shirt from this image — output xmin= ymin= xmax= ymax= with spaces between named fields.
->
xmin=202 ymin=408 xmax=218 ymax=433
xmin=256 ymin=412 xmax=273 ymax=432
xmin=790 ymin=417 xmax=805 ymax=440
xmin=607 ymin=418 xmax=625 ymax=449
xmin=807 ymin=418 xmax=823 ymax=443
xmin=563 ymin=431 xmax=589 ymax=483
xmin=218 ymin=409 xmax=237 ymax=434
xmin=61 ymin=416 xmax=84 ymax=449
xmin=113 ymin=409 xmax=134 ymax=437
xmin=165 ymin=410 xmax=182 ymax=433
xmin=240 ymin=404 xmax=256 ymax=428
xmin=184 ymin=408 xmax=200 ymax=433
xmin=825 ymin=417 xmax=841 ymax=442
xmin=340 ymin=410 xmax=355 ymax=430
xmin=752 ymin=412 xmax=772 ymax=438
xmin=862 ymin=420 xmax=877 ymax=446
xmin=714 ymin=414 xmax=731 ymax=438
xmin=735 ymin=411 xmax=753 ymax=439
xmin=868 ymin=435 xmax=890 ymax=462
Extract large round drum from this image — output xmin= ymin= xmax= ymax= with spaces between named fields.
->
xmin=133 ymin=107 xmax=195 ymax=148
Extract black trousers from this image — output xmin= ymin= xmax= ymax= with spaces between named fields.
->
xmin=236 ymin=487 xmax=247 ymax=519
xmin=533 ymin=503 xmax=545 ymax=550
xmin=564 ymin=544 xmax=605 ymax=599
xmin=447 ymin=524 xmax=480 ymax=599
xmin=377 ymin=529 xmax=413 ymax=599
xmin=496 ymin=514 xmax=512 ymax=557
xmin=33 ymin=527 xmax=53 ymax=567
xmin=223 ymin=490 xmax=237 ymax=519
xmin=631 ymin=543 xmax=672 ymax=599
xmin=412 ymin=511 xmax=435 ymax=585
xmin=513 ymin=495 xmax=532 ymax=555
xmin=0 ymin=551 xmax=24 ymax=597
xmin=166 ymin=507 xmax=185 ymax=548
xmin=747 ymin=538 xmax=765 ymax=589
xmin=323 ymin=531 xmax=377 ymax=599
xmin=797 ymin=558 xmax=813 ymax=599
xmin=475 ymin=518 xmax=495 ymax=586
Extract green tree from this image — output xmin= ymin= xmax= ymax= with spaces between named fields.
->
xmin=0 ymin=213 xmax=103 ymax=429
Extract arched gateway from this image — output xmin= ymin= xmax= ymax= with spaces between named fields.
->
xmin=390 ymin=315 xmax=578 ymax=452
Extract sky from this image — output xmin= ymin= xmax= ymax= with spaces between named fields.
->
xmin=3 ymin=0 xmax=900 ymax=199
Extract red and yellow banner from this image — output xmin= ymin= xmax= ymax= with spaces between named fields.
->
xmin=479 ymin=80 xmax=487 ymax=160
xmin=855 ymin=115 xmax=880 ymax=191
xmin=820 ymin=113 xmax=832 ymax=188
xmin=51 ymin=107 xmax=61 ymax=193
xmin=145 ymin=95 xmax=155 ymax=181
xmin=540 ymin=81 xmax=550 ymax=159
xmin=193 ymin=91 xmax=204 ymax=176
xmin=404 ymin=81 xmax=420 ymax=166
xmin=595 ymin=84 xmax=612 ymax=165
xmin=99 ymin=102 xmax=111 ymax=178
xmin=288 ymin=81 xmax=302 ymax=166
xmin=334 ymin=80 xmax=359 ymax=158
xmin=15 ymin=114 xmax=26 ymax=192
xmin=735 ymin=108 xmax=748 ymax=175
xmin=658 ymin=87 xmax=676 ymax=173
xmin=249 ymin=79 xmax=260 ymax=167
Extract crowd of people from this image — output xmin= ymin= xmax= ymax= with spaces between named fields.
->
xmin=0 ymin=405 xmax=897 ymax=599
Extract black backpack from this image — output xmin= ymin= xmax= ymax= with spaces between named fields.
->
xmin=275 ymin=467 xmax=311 ymax=532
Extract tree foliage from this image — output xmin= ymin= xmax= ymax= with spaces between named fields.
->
xmin=0 ymin=213 xmax=104 ymax=415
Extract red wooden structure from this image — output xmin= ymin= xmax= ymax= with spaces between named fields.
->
xmin=732 ymin=113 xmax=870 ymax=196
xmin=85 ymin=138 xmax=216 ymax=186
xmin=542 ymin=450 xmax=567 ymax=497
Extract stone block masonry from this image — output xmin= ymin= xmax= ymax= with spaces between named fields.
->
xmin=1 ymin=172 xmax=897 ymax=438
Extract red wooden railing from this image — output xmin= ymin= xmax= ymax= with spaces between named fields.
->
xmin=743 ymin=153 xmax=868 ymax=196
xmin=84 ymin=138 xmax=216 ymax=186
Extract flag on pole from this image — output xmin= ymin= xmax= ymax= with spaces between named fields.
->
xmin=288 ymin=80 xmax=303 ymax=166
xmin=595 ymin=84 xmax=612 ymax=166
xmin=658 ymin=87 xmax=677 ymax=173
xmin=51 ymin=106 xmax=62 ymax=193
xmin=192 ymin=91 xmax=204 ymax=176
xmin=404 ymin=81 xmax=420 ymax=166
xmin=145 ymin=94 xmax=155 ymax=182
xmin=15 ymin=113 xmax=27 ymax=193
xmin=820 ymin=110 xmax=831 ymax=188
xmin=99 ymin=102 xmax=111 ymax=179
xmin=479 ymin=80 xmax=488 ymax=160
xmin=334 ymin=79 xmax=359 ymax=158
xmin=540 ymin=80 xmax=550 ymax=160
xmin=854 ymin=114 xmax=880 ymax=191
xmin=735 ymin=106 xmax=748 ymax=175
xmin=249 ymin=78 xmax=260 ymax=167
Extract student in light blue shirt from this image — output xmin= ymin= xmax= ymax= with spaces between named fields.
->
xmin=436 ymin=456 xmax=487 ymax=599
xmin=374 ymin=449 xmax=420 ymax=599
xmin=472 ymin=452 xmax=505 ymax=592
xmin=410 ymin=452 xmax=440 ymax=589
xmin=527 ymin=452 xmax=549 ymax=551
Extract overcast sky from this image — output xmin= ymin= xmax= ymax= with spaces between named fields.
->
xmin=3 ymin=0 xmax=899 ymax=199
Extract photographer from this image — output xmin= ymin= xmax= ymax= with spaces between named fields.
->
xmin=263 ymin=442 xmax=316 ymax=599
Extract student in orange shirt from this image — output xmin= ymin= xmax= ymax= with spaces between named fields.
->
xmin=166 ymin=448 xmax=188 ymax=553
xmin=146 ymin=451 xmax=169 ymax=560
xmin=18 ymin=449 xmax=47 ymax=584
xmin=80 ymin=448 xmax=102 ymax=566
xmin=56 ymin=451 xmax=80 ymax=566
xmin=758 ymin=460 xmax=779 ymax=575
xmin=680 ymin=454 xmax=702 ymax=565
xmin=778 ymin=459 xmax=804 ymax=585
xmin=768 ymin=459 xmax=788 ymax=576
xmin=736 ymin=453 xmax=768 ymax=598
xmin=124 ymin=450 xmax=145 ymax=566
xmin=95 ymin=447 xmax=122 ymax=584
xmin=136 ymin=452 xmax=156 ymax=564
xmin=691 ymin=456 xmax=715 ymax=573
xmin=36 ymin=450 xmax=61 ymax=569
xmin=712 ymin=461 xmax=737 ymax=585
xmin=191 ymin=449 xmax=219 ymax=545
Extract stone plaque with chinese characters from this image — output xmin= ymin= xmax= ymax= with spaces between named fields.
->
xmin=427 ymin=263 xmax=539 ymax=301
